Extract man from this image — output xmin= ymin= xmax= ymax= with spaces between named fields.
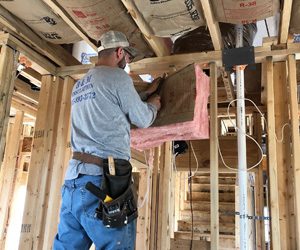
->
xmin=53 ymin=30 xmax=161 ymax=250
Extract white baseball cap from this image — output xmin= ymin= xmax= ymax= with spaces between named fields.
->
xmin=97 ymin=30 xmax=138 ymax=59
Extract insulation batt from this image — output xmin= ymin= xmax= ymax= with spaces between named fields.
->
xmin=131 ymin=64 xmax=210 ymax=151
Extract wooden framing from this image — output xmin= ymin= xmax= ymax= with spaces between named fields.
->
xmin=0 ymin=111 xmax=24 ymax=249
xmin=0 ymin=44 xmax=19 ymax=165
xmin=0 ymin=0 xmax=299 ymax=248
xmin=18 ymin=75 xmax=63 ymax=250
xmin=199 ymin=0 xmax=222 ymax=50
xmin=0 ymin=33 xmax=56 ymax=75
xmin=157 ymin=142 xmax=172 ymax=250
xmin=253 ymin=113 xmax=265 ymax=250
xmin=266 ymin=56 xmax=281 ymax=250
xmin=279 ymin=0 xmax=293 ymax=44
xmin=14 ymin=78 xmax=39 ymax=104
xmin=149 ymin=147 xmax=160 ymax=250
xmin=56 ymin=43 xmax=300 ymax=78
xmin=136 ymin=168 xmax=152 ymax=250
xmin=42 ymin=0 xmax=97 ymax=52
xmin=287 ymin=54 xmax=300 ymax=249
xmin=210 ymin=62 xmax=219 ymax=249
xmin=274 ymin=61 xmax=295 ymax=249
xmin=42 ymin=76 xmax=74 ymax=250
xmin=121 ymin=0 xmax=171 ymax=57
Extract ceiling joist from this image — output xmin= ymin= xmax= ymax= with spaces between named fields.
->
xmin=121 ymin=0 xmax=170 ymax=57
xmin=279 ymin=0 xmax=293 ymax=44
xmin=42 ymin=0 xmax=98 ymax=52
xmin=0 ymin=33 xmax=57 ymax=75
xmin=199 ymin=0 xmax=223 ymax=50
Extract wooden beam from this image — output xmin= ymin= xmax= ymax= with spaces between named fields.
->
xmin=42 ymin=77 xmax=73 ymax=250
xmin=129 ymin=43 xmax=300 ymax=75
xmin=0 ymin=33 xmax=56 ymax=75
xmin=157 ymin=142 xmax=172 ymax=250
xmin=199 ymin=0 xmax=222 ymax=50
xmin=0 ymin=45 xmax=19 ymax=165
xmin=20 ymin=68 xmax=42 ymax=87
xmin=149 ymin=147 xmax=160 ymax=250
xmin=253 ymin=113 xmax=265 ymax=250
xmin=11 ymin=99 xmax=37 ymax=119
xmin=265 ymin=56 xmax=281 ymax=250
xmin=0 ymin=4 xmax=80 ymax=66
xmin=0 ymin=111 xmax=23 ymax=248
xmin=56 ymin=64 xmax=94 ymax=77
xmin=57 ymin=42 xmax=300 ymax=77
xmin=287 ymin=54 xmax=300 ymax=249
xmin=121 ymin=0 xmax=171 ymax=57
xmin=210 ymin=62 xmax=219 ymax=249
xmin=279 ymin=0 xmax=293 ymax=44
xmin=42 ymin=0 xmax=97 ymax=52
xmin=136 ymin=168 xmax=152 ymax=250
xmin=176 ymin=137 xmax=259 ymax=171
xmin=18 ymin=76 xmax=62 ymax=250
xmin=14 ymin=78 xmax=39 ymax=103
xmin=273 ymin=61 xmax=295 ymax=249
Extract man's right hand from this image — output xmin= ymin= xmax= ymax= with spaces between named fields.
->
xmin=147 ymin=94 xmax=161 ymax=111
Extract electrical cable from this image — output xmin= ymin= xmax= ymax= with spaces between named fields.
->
xmin=218 ymin=98 xmax=291 ymax=172
xmin=264 ymin=19 xmax=270 ymax=37
xmin=172 ymin=141 xmax=199 ymax=180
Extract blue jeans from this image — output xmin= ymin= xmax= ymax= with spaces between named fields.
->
xmin=53 ymin=174 xmax=136 ymax=250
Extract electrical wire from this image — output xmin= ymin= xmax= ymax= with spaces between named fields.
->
xmin=172 ymin=141 xmax=200 ymax=180
xmin=218 ymin=98 xmax=291 ymax=172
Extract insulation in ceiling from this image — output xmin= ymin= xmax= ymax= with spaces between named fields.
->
xmin=0 ymin=0 xmax=81 ymax=44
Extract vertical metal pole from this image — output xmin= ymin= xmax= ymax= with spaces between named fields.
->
xmin=235 ymin=24 xmax=248 ymax=250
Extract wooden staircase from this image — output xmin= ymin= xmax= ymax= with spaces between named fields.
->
xmin=174 ymin=173 xmax=237 ymax=249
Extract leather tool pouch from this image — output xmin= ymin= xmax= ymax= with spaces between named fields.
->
xmin=94 ymin=159 xmax=138 ymax=228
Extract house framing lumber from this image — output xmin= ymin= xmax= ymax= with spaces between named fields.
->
xmin=210 ymin=62 xmax=219 ymax=249
xmin=266 ymin=56 xmax=281 ymax=250
xmin=0 ymin=44 xmax=19 ymax=166
xmin=0 ymin=33 xmax=56 ymax=75
xmin=273 ymin=61 xmax=294 ymax=249
xmin=0 ymin=1 xmax=299 ymax=249
xmin=57 ymin=43 xmax=300 ymax=77
xmin=18 ymin=76 xmax=63 ymax=250
xmin=287 ymin=54 xmax=300 ymax=249
xmin=0 ymin=111 xmax=23 ymax=249
xmin=121 ymin=0 xmax=171 ymax=57
xmin=199 ymin=0 xmax=222 ymax=50
xmin=42 ymin=76 xmax=74 ymax=250
xmin=42 ymin=0 xmax=97 ymax=52
xmin=279 ymin=0 xmax=293 ymax=44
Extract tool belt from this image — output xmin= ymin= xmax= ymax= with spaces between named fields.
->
xmin=72 ymin=152 xmax=138 ymax=228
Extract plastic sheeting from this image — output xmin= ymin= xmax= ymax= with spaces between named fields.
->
xmin=131 ymin=64 xmax=209 ymax=151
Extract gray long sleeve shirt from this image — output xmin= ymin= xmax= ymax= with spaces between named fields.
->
xmin=65 ymin=66 xmax=157 ymax=180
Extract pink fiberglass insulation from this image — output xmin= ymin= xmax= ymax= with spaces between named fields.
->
xmin=131 ymin=64 xmax=210 ymax=151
